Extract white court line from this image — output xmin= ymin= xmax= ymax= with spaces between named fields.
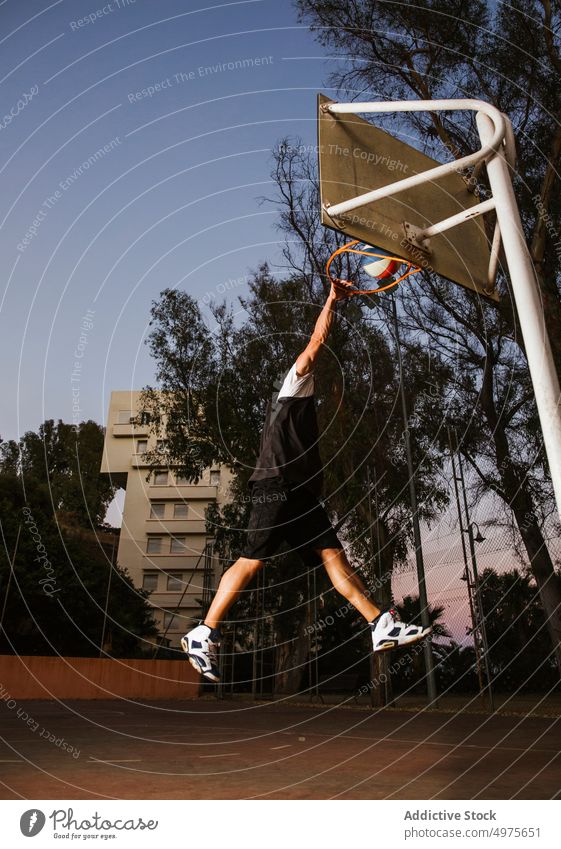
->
xmin=198 ymin=753 xmax=240 ymax=759
xmin=6 ymin=723 xmax=557 ymax=755
xmin=93 ymin=723 xmax=561 ymax=755
xmin=5 ymin=730 xmax=557 ymax=754
xmin=270 ymin=745 xmax=292 ymax=750
xmin=338 ymin=734 xmax=560 ymax=754
xmin=89 ymin=758 xmax=142 ymax=764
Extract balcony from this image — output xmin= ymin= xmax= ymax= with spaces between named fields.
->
xmin=147 ymin=484 xmax=217 ymax=500
xmin=112 ymin=422 xmax=150 ymax=438
xmin=145 ymin=519 xmax=207 ymax=534
xmin=142 ymin=553 xmax=209 ymax=571
xmin=131 ymin=452 xmax=152 ymax=468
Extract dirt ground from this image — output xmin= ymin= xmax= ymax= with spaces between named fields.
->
xmin=1 ymin=697 xmax=559 ymax=800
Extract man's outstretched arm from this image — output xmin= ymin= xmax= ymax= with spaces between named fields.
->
xmin=295 ymin=280 xmax=353 ymax=376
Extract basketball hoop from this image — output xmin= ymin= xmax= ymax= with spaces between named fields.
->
xmin=326 ymin=239 xmax=421 ymax=296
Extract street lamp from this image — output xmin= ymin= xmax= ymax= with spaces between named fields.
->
xmin=461 ymin=524 xmax=485 ymax=580
xmin=448 ymin=428 xmax=494 ymax=711
xmin=462 ymin=521 xmax=494 ymax=711
xmin=471 ymin=522 xmax=486 ymax=544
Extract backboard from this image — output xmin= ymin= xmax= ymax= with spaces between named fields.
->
xmin=317 ymin=94 xmax=497 ymax=300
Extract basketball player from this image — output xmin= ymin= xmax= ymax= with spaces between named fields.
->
xmin=182 ymin=278 xmax=431 ymax=681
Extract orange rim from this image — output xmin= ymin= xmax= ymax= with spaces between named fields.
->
xmin=326 ymin=239 xmax=421 ymax=295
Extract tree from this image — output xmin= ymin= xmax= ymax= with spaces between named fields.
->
xmin=255 ymin=140 xmax=456 ymax=697
xmin=295 ymin=0 xmax=561 ymax=366
xmin=0 ymin=419 xmax=115 ymax=527
xmin=387 ymin=596 xmax=451 ymax=694
xmin=295 ymin=0 xmax=561 ymax=675
xmin=478 ymin=567 xmax=559 ymax=690
xmin=0 ymin=473 xmax=157 ymax=656
xmin=142 ymin=255 xmax=452 ymax=693
xmin=397 ymin=595 xmax=451 ymax=640
xmin=431 ymin=641 xmax=479 ymax=694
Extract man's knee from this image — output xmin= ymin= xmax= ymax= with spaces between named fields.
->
xmin=236 ymin=556 xmax=264 ymax=575
xmin=315 ymin=547 xmax=346 ymax=563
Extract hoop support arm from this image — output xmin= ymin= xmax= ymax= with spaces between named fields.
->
xmin=323 ymin=99 xmax=506 ymax=219
xmin=415 ymin=197 xmax=496 ymax=244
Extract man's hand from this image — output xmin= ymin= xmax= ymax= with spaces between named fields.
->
xmin=329 ymin=278 xmax=355 ymax=301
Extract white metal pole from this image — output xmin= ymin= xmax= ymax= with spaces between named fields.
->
xmin=476 ymin=112 xmax=561 ymax=522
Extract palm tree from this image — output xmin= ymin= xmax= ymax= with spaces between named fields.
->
xmin=389 ymin=595 xmax=452 ymax=695
xmin=396 ymin=595 xmax=451 ymax=640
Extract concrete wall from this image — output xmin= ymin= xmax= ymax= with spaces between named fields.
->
xmin=0 ymin=655 xmax=200 ymax=700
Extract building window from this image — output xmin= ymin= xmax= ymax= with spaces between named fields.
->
xmin=167 ymin=573 xmax=184 ymax=592
xmin=146 ymin=537 xmax=163 ymax=554
xmin=175 ymin=473 xmax=189 ymax=485
xmin=170 ymin=536 xmax=187 ymax=554
xmin=153 ymin=470 xmax=168 ymax=486
xmin=142 ymin=573 xmax=158 ymax=592
xmin=156 ymin=439 xmax=169 ymax=453
xmin=150 ymin=503 xmax=165 ymax=520
xmin=173 ymin=502 xmax=188 ymax=519
xmin=210 ymin=470 xmax=221 ymax=486
xmin=163 ymin=611 xmax=183 ymax=631
xmin=137 ymin=439 xmax=148 ymax=454
xmin=139 ymin=410 xmax=151 ymax=425
xmin=118 ymin=409 xmax=133 ymax=424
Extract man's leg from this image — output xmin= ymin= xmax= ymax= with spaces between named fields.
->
xmin=181 ymin=556 xmax=264 ymax=681
xmin=184 ymin=479 xmax=284 ymax=680
xmin=316 ymin=547 xmax=431 ymax=652
xmin=204 ymin=556 xmax=264 ymax=629
xmin=316 ymin=547 xmax=380 ymax=621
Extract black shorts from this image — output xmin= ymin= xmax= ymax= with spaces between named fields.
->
xmin=240 ymin=478 xmax=341 ymax=561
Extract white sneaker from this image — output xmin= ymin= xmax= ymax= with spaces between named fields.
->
xmin=371 ymin=608 xmax=431 ymax=653
xmin=181 ymin=623 xmax=221 ymax=682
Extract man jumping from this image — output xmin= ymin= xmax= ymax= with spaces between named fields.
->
xmin=182 ymin=279 xmax=431 ymax=681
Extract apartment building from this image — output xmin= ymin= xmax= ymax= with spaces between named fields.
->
xmin=100 ymin=390 xmax=230 ymax=646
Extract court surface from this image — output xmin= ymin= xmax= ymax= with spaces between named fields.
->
xmin=1 ymin=698 xmax=559 ymax=799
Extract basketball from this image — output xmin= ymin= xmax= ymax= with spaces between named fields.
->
xmin=361 ymin=248 xmax=400 ymax=280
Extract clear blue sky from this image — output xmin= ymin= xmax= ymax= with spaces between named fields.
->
xmin=1 ymin=0 xmax=336 ymax=442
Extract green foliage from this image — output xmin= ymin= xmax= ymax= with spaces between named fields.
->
xmin=296 ymin=0 xmax=561 ymax=277
xmin=396 ymin=595 xmax=451 ymax=639
xmin=387 ymin=596 xmax=456 ymax=694
xmin=146 ymin=270 xmax=451 ymax=570
xmin=143 ymin=179 xmax=453 ymax=689
xmin=431 ymin=641 xmax=479 ymax=694
xmin=294 ymin=0 xmax=561 ymax=678
xmin=0 ymin=419 xmax=115 ymax=527
xmin=0 ymin=465 xmax=157 ymax=658
xmin=478 ymin=567 xmax=560 ymax=691
xmin=313 ymin=585 xmax=370 ymax=678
